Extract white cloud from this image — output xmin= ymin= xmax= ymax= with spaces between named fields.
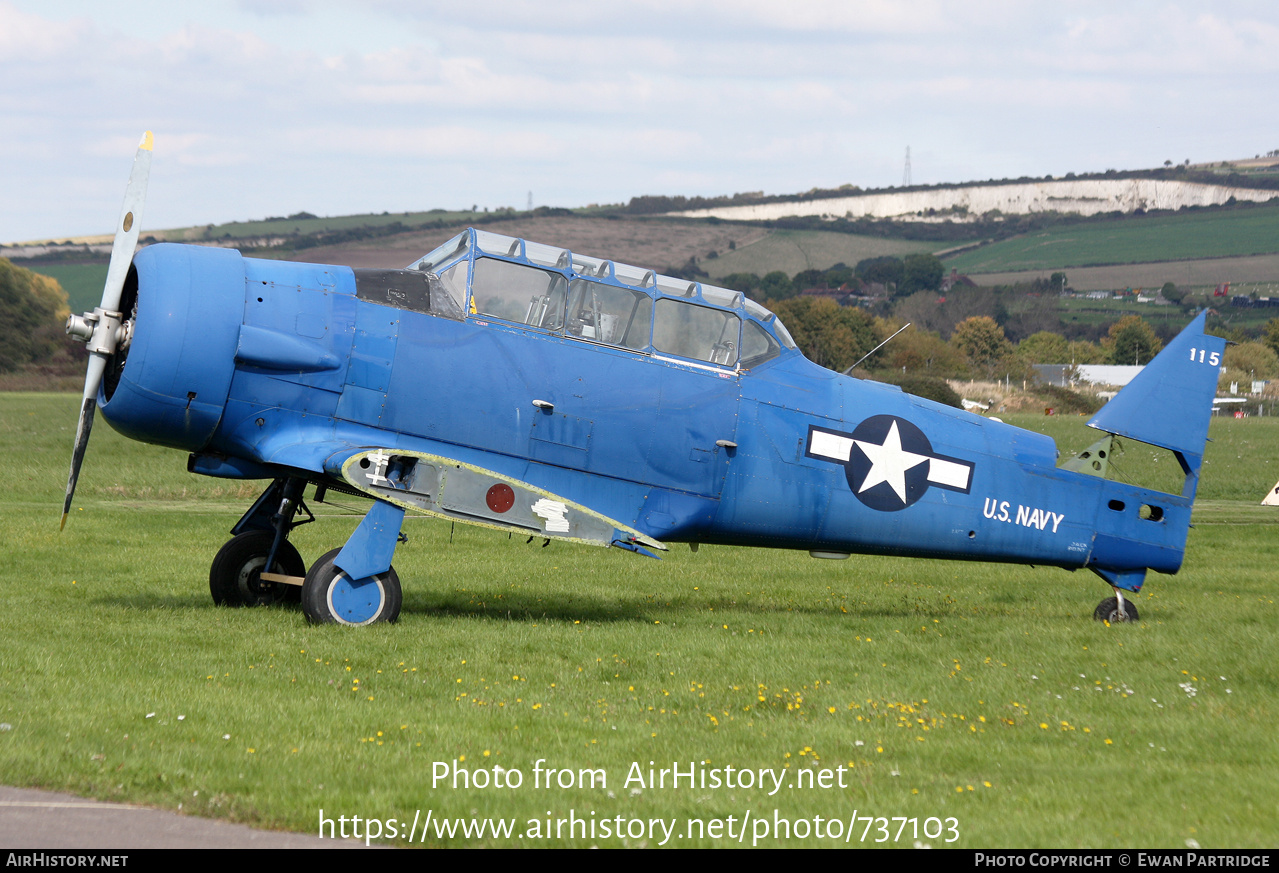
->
xmin=2 ymin=0 xmax=1279 ymax=240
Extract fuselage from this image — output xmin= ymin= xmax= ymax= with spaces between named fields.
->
xmin=99 ymin=233 xmax=1195 ymax=583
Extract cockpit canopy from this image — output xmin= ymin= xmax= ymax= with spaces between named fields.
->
xmin=406 ymin=228 xmax=797 ymax=369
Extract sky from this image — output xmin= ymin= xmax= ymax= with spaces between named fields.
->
xmin=3 ymin=0 xmax=1279 ymax=243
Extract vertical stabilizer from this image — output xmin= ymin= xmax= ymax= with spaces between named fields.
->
xmin=1086 ymin=311 xmax=1224 ymax=471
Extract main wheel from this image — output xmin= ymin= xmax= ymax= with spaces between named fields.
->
xmin=1093 ymin=596 xmax=1139 ymax=623
xmin=301 ymin=548 xmax=402 ymax=626
xmin=210 ymin=531 xmax=305 ymax=607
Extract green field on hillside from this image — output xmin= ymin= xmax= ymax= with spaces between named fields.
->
xmin=945 ymin=202 xmax=1279 ymax=274
xmin=1053 ymin=296 xmax=1279 ymax=335
xmin=701 ymin=229 xmax=936 ymax=280
xmin=3 ymin=393 xmax=1277 ymax=847
xmin=25 ymin=263 xmax=109 ymax=315
xmin=192 ymin=209 xmax=490 ymax=241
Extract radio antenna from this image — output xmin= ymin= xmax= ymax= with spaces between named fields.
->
xmin=843 ymin=323 xmax=912 ymax=374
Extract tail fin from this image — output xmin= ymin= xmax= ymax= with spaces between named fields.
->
xmin=1086 ymin=311 xmax=1224 ymax=493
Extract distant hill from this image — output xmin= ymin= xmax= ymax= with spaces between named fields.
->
xmin=665 ymin=177 xmax=1279 ymax=224
xmin=11 ymin=157 xmax=1279 ymax=301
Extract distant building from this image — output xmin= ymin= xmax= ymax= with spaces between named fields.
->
xmin=1033 ymin=364 xmax=1146 ymax=388
xmin=1230 ymin=295 xmax=1279 ymax=308
xmin=798 ymin=285 xmax=846 ymax=300
xmin=1077 ymin=365 xmax=1146 ymax=387
xmin=796 ymin=283 xmax=867 ymax=307
xmin=940 ymin=269 xmax=976 ymax=293
xmin=1034 ymin=365 xmax=1073 ymax=387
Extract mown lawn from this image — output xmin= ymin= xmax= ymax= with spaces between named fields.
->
xmin=1 ymin=395 xmax=1276 ymax=847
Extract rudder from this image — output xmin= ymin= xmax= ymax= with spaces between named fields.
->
xmin=1085 ymin=310 xmax=1225 ymax=494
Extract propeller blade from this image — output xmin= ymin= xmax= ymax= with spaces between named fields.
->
xmin=102 ymin=131 xmax=153 ymax=314
xmin=61 ymin=131 xmax=153 ymax=530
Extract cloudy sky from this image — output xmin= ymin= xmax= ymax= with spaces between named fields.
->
xmin=3 ymin=1 xmax=1278 ymax=242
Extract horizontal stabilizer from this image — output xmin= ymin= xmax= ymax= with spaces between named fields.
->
xmin=1086 ymin=311 xmax=1225 ymax=462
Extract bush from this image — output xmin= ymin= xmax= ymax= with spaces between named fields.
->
xmin=1037 ymin=383 xmax=1102 ymax=414
xmin=0 ymin=259 xmax=69 ymax=372
xmin=863 ymin=372 xmax=963 ymax=408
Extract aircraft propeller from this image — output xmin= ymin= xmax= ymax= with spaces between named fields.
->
xmin=61 ymin=131 xmax=153 ymax=530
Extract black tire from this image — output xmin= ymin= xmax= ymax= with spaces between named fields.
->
xmin=301 ymin=548 xmax=402 ymax=626
xmin=1093 ymin=596 xmax=1139 ymax=623
xmin=209 ymin=531 xmax=305 ymax=607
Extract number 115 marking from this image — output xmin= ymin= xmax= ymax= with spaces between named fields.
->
xmin=1189 ymin=347 xmax=1220 ymax=366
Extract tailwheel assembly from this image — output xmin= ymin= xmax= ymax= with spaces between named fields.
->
xmin=1093 ymin=595 xmax=1139 ymax=623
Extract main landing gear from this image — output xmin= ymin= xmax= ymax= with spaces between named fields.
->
xmin=209 ymin=529 xmax=305 ymax=607
xmin=209 ymin=477 xmax=403 ymax=625
xmin=301 ymin=548 xmax=402 ymax=626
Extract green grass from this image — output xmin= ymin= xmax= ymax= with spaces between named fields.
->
xmin=1052 ymin=297 xmax=1224 ymax=335
xmin=702 ymin=229 xmax=936 ymax=280
xmin=26 ymin=263 xmax=109 ymax=315
xmin=195 ymin=210 xmax=491 ymax=241
xmin=946 ymin=202 xmax=1279 ymax=274
xmin=1051 ymin=295 xmax=1279 ymax=335
xmin=2 ymin=395 xmax=1278 ymax=847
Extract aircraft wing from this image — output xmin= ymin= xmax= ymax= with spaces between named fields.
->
xmin=322 ymin=446 xmax=667 ymax=556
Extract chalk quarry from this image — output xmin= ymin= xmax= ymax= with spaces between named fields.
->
xmin=668 ymin=178 xmax=1278 ymax=223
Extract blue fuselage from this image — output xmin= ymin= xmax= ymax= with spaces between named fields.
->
xmin=101 ymin=243 xmax=1194 ymax=583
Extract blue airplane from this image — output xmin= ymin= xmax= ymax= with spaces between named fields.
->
xmin=62 ymin=134 xmax=1226 ymax=626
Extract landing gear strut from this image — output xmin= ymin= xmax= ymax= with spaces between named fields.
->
xmin=211 ymin=477 xmax=405 ymax=622
xmin=209 ymin=530 xmax=304 ymax=606
xmin=210 ymin=477 xmax=314 ymax=607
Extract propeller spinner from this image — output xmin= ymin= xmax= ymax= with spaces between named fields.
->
xmin=61 ymin=131 xmax=153 ymax=529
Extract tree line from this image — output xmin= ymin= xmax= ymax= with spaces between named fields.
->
xmin=7 ymin=254 xmax=1278 ymax=406
xmin=0 ymin=259 xmax=73 ymax=373
xmin=755 ymin=280 xmax=1279 ymax=407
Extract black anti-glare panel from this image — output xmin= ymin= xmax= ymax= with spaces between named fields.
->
xmin=354 ymin=269 xmax=432 ymax=314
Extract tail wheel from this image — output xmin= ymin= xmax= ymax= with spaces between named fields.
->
xmin=301 ymin=548 xmax=401 ymax=626
xmin=210 ymin=530 xmax=305 ymax=607
xmin=1093 ymin=596 xmax=1139 ymax=623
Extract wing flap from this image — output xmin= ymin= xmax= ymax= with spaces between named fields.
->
xmin=325 ymin=447 xmax=666 ymax=552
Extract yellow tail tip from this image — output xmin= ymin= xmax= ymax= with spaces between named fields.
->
xmin=60 ymin=512 xmax=68 ymax=532
xmin=139 ymin=131 xmax=154 ymax=151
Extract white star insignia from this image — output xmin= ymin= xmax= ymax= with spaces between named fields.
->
xmin=853 ymin=421 xmax=929 ymax=503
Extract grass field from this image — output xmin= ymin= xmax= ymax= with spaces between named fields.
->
xmin=946 ymin=202 xmax=1279 ymax=274
xmin=1046 ymin=297 xmax=1279 ymax=337
xmin=700 ymin=229 xmax=936 ymax=280
xmin=968 ymin=255 xmax=1279 ymax=294
xmin=23 ymin=263 xmax=109 ymax=315
xmin=191 ymin=210 xmax=491 ymax=242
xmin=3 ymin=397 xmax=1278 ymax=848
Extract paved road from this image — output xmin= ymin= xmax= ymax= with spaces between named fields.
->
xmin=0 ymin=785 xmax=367 ymax=849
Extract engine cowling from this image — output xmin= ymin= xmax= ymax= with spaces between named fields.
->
xmin=99 ymin=243 xmax=244 ymax=451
